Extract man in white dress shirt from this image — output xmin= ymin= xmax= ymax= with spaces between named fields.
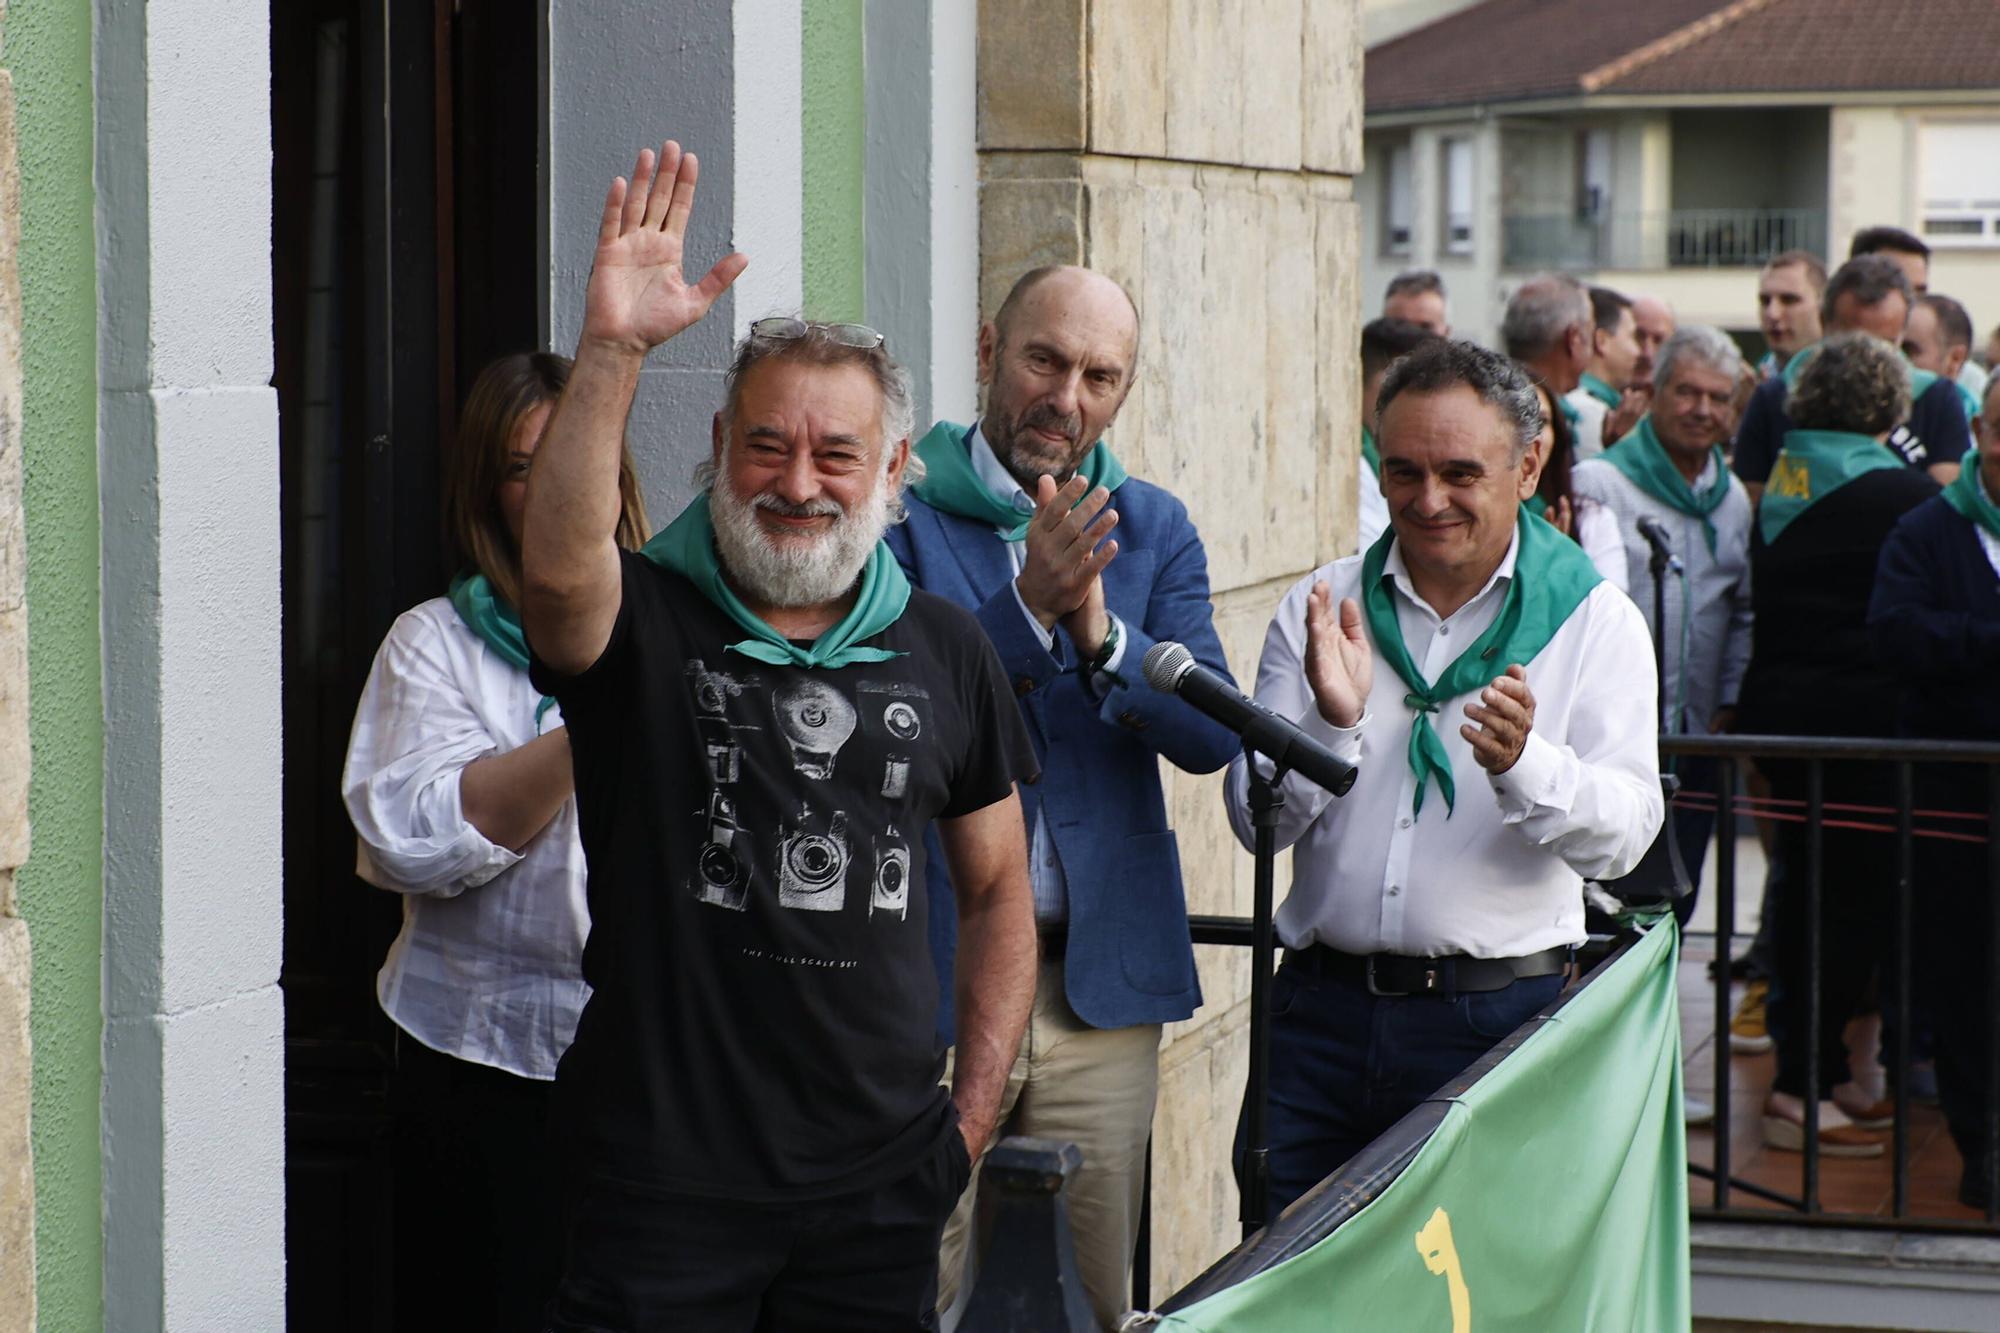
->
xmin=1225 ymin=339 xmax=1663 ymax=1215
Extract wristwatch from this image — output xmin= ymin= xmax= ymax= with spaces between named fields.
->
xmin=1083 ymin=614 xmax=1122 ymax=678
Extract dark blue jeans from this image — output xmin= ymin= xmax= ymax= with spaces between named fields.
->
xmin=1234 ymin=952 xmax=1565 ymax=1220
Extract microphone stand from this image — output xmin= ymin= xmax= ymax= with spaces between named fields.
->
xmin=1646 ymin=534 xmax=1681 ymax=728
xmin=1240 ymin=744 xmax=1287 ymax=1240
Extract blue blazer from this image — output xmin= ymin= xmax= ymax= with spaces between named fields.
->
xmin=886 ymin=476 xmax=1239 ymax=1036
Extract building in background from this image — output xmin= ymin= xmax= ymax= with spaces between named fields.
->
xmin=1359 ymin=0 xmax=2000 ymax=351
xmin=3 ymin=2 xmax=1363 ymax=1328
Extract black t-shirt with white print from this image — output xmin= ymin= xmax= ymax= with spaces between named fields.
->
xmin=530 ymin=550 xmax=1036 ymax=1202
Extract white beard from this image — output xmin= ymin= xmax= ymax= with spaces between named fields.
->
xmin=709 ymin=475 xmax=891 ymax=609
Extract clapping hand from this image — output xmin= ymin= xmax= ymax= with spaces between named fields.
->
xmin=1303 ymin=583 xmax=1372 ymax=729
xmin=1461 ymin=665 xmax=1536 ymax=774
xmin=1015 ymin=475 xmax=1119 ymax=648
xmin=584 ymin=141 xmax=748 ymax=357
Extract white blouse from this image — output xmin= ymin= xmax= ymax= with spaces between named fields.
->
xmin=342 ymin=597 xmax=589 ymax=1080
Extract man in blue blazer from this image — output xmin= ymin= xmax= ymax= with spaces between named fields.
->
xmin=885 ymin=265 xmax=1237 ymax=1327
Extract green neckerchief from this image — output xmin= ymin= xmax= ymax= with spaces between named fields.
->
xmin=1556 ymin=394 xmax=1581 ymax=432
xmin=1600 ymin=415 xmax=1730 ymax=554
xmin=640 ymin=493 xmax=910 ymax=669
xmin=1779 ymin=344 xmax=1815 ymax=391
xmin=1578 ymin=372 xmax=1621 ymax=409
xmin=1361 ymin=510 xmax=1603 ymax=817
xmin=1942 ymin=452 xmax=2000 ymax=539
xmin=910 ymin=419 xmax=1128 ymax=541
xmin=1361 ymin=426 xmax=1381 ymax=479
xmin=1759 ymin=429 xmax=1906 ymax=544
xmin=1523 ymin=493 xmax=1549 ymax=518
xmin=448 ymin=573 xmax=557 ymax=727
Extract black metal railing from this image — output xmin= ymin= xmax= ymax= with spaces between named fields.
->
xmin=1666 ymin=733 xmax=2000 ymax=1231
xmin=1502 ymin=207 xmax=1828 ymax=272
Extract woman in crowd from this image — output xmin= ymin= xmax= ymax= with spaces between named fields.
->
xmin=1869 ymin=393 xmax=2000 ymax=1209
xmin=342 ymin=352 xmax=648 ymax=1327
xmin=1737 ymin=332 xmax=1938 ymax=1159
xmin=1528 ymin=375 xmax=1628 ymax=590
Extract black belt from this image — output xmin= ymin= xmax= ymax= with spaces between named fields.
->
xmin=1287 ymin=944 xmax=1571 ymax=997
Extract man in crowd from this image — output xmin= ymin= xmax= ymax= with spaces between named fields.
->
xmin=1383 ymin=268 xmax=1450 ymax=336
xmin=1632 ymin=294 xmax=1676 ymax=385
xmin=1358 ymin=317 xmax=1444 ymax=549
xmin=1852 ymin=224 xmax=1931 ymax=295
xmin=1733 ymin=255 xmax=1971 ymax=499
xmin=1502 ymin=273 xmax=1593 ymax=433
xmin=1870 ymin=375 xmax=2000 ymax=1207
xmin=1224 ymin=340 xmax=1663 ymax=1216
xmin=1756 ymin=250 xmax=1826 ymax=380
xmin=1903 ymin=292 xmax=1985 ymax=419
xmin=1566 ymin=285 xmax=1642 ymax=459
xmin=891 ymin=264 xmax=1239 ymax=1328
xmin=522 ymin=141 xmax=1039 ymax=1330
xmin=1573 ymin=326 xmax=1752 ymax=908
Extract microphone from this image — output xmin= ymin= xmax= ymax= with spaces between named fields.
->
xmin=1635 ymin=515 xmax=1681 ymax=576
xmin=1142 ymin=641 xmax=1358 ymax=797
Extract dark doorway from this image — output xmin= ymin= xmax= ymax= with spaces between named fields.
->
xmin=272 ymin=2 xmax=540 ymax=1327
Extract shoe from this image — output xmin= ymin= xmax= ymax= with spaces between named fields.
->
xmin=1832 ymin=1092 xmax=1895 ymax=1131
xmin=1684 ymin=1096 xmax=1715 ymax=1127
xmin=1761 ymin=1100 xmax=1885 ymax=1158
xmin=1729 ymin=980 xmax=1773 ymax=1054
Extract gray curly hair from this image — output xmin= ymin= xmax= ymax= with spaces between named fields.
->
xmin=1786 ymin=331 xmax=1910 ymax=437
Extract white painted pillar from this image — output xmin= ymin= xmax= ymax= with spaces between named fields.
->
xmin=96 ymin=1 xmax=285 ymax=1328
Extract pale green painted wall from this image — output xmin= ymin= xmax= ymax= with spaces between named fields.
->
xmin=13 ymin=1 xmax=104 ymax=1329
xmin=802 ymin=0 xmax=865 ymax=322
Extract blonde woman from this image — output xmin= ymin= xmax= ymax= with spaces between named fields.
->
xmin=342 ymin=352 xmax=646 ymax=1328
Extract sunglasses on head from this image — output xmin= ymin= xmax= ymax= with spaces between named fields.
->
xmin=749 ymin=317 xmax=885 ymax=350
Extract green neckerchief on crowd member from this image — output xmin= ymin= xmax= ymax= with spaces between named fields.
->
xmin=1523 ymin=493 xmax=1549 ymax=518
xmin=1361 ymin=510 xmax=1603 ymax=818
xmin=910 ymin=419 xmax=1129 ymax=541
xmin=1942 ymin=450 xmax=2000 ymax=539
xmin=1361 ymin=426 xmax=1381 ymax=479
xmin=1600 ymin=415 xmax=1731 ymax=555
xmin=1578 ymin=372 xmax=1621 ymax=409
xmin=1758 ymin=429 xmax=1906 ymax=545
xmin=448 ymin=573 xmax=557 ymax=727
xmin=639 ymin=493 xmax=910 ymax=669
xmin=1557 ymin=394 xmax=1581 ymax=433
xmin=1779 ymin=344 xmax=1815 ymax=390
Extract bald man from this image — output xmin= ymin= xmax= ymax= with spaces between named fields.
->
xmin=888 ymin=265 xmax=1238 ymax=1327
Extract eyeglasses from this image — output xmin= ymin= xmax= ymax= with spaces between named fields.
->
xmin=749 ymin=316 xmax=886 ymax=350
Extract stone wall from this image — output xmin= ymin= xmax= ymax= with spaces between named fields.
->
xmin=977 ymin=0 xmax=1364 ymax=1299
xmin=0 ymin=0 xmax=33 ymax=1320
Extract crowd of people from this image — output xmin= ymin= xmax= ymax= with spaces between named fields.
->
xmin=334 ymin=130 xmax=1998 ymax=1331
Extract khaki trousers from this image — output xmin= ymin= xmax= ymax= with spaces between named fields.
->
xmin=938 ymin=954 xmax=1163 ymax=1331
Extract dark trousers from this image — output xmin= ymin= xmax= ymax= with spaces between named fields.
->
xmin=545 ymin=1132 xmax=973 ymax=1332
xmin=1764 ymin=761 xmax=1898 ymax=1099
xmin=391 ymin=1032 xmax=562 ymax=1333
xmin=1914 ymin=773 xmax=1995 ymax=1175
xmin=1233 ymin=951 xmax=1564 ymax=1220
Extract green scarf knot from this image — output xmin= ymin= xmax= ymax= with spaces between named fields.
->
xmin=1759 ymin=429 xmax=1905 ymax=544
xmin=448 ymin=573 xmax=557 ymax=727
xmin=1599 ymin=415 xmax=1730 ymax=555
xmin=1943 ymin=450 xmax=2000 ymax=539
xmin=1362 ymin=511 xmax=1603 ymax=817
xmin=640 ymin=493 xmax=910 ymax=670
xmin=910 ymin=420 xmax=1128 ymax=539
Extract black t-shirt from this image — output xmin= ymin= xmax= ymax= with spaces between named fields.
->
xmin=531 ymin=550 xmax=1037 ymax=1202
xmin=1733 ymin=372 xmax=1972 ymax=484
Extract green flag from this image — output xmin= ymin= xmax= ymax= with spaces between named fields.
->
xmin=1361 ymin=511 xmax=1602 ymax=817
xmin=639 ymin=493 xmax=910 ymax=669
xmin=1160 ymin=922 xmax=1688 ymax=1332
xmin=1600 ymin=416 xmax=1731 ymax=555
xmin=910 ymin=419 xmax=1128 ymax=540
xmin=1758 ymin=429 xmax=1905 ymax=545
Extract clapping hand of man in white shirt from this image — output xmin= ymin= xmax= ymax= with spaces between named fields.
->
xmin=1461 ymin=664 xmax=1536 ymax=776
xmin=1302 ymin=581 xmax=1372 ymax=729
xmin=1015 ymin=473 xmax=1120 ymax=657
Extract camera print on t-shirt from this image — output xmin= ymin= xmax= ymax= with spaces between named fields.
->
xmin=680 ymin=657 xmax=933 ymax=926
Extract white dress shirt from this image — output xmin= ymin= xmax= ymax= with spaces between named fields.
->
xmin=343 ymin=597 xmax=590 ymax=1080
xmin=965 ymin=423 xmax=1127 ymax=922
xmin=1573 ymin=498 xmax=1629 ymax=593
xmin=1224 ymin=529 xmax=1663 ymax=959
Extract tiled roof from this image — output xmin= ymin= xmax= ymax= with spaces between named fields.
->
xmin=1365 ymin=0 xmax=2000 ymax=114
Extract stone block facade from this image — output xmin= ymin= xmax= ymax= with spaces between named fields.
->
xmin=978 ymin=0 xmax=1362 ymax=1299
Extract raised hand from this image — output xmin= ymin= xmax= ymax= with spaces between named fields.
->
xmin=1603 ymin=385 xmax=1649 ymax=448
xmin=1461 ymin=664 xmax=1535 ymax=774
xmin=1015 ymin=474 xmax=1119 ymax=632
xmin=584 ymin=141 xmax=748 ymax=357
xmin=1304 ymin=584 xmax=1372 ymax=729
